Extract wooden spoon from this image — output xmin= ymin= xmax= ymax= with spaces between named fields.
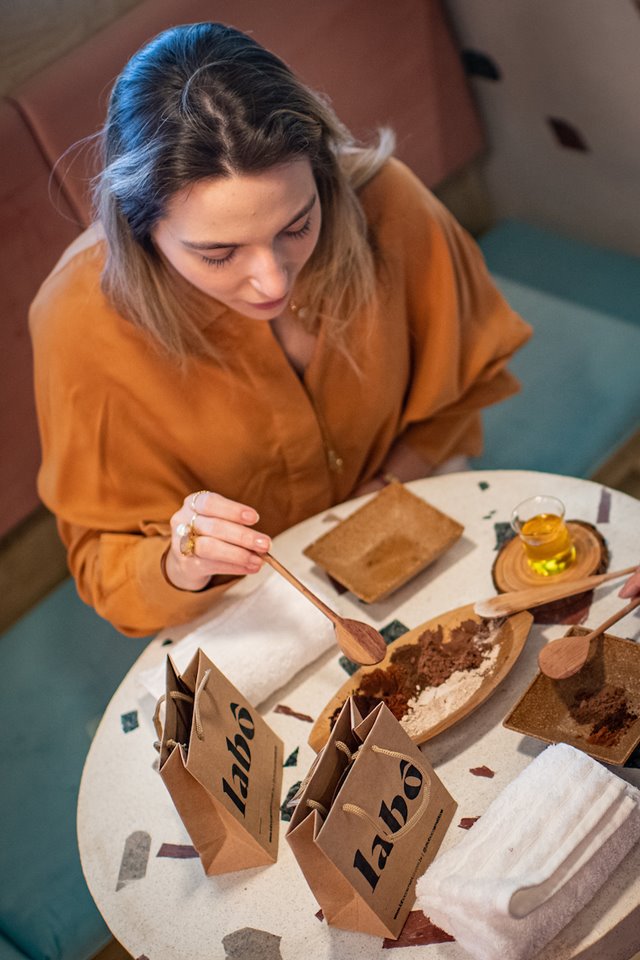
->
xmin=473 ymin=566 xmax=636 ymax=618
xmin=263 ymin=553 xmax=387 ymax=665
xmin=537 ymin=596 xmax=640 ymax=680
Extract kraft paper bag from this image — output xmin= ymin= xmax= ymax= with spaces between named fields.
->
xmin=154 ymin=649 xmax=283 ymax=875
xmin=286 ymin=698 xmax=456 ymax=939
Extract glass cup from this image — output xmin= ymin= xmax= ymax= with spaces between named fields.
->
xmin=510 ymin=495 xmax=576 ymax=576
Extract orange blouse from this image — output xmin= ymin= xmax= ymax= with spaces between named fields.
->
xmin=30 ymin=159 xmax=531 ymax=635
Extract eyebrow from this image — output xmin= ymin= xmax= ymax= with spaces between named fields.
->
xmin=181 ymin=193 xmax=317 ymax=251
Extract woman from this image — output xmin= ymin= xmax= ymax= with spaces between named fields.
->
xmin=30 ymin=22 xmax=531 ymax=636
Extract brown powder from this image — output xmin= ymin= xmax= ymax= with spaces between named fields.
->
xmin=339 ymin=618 xmax=499 ymax=728
xmin=390 ymin=620 xmax=492 ymax=688
xmin=356 ymin=665 xmax=413 ymax=721
xmin=569 ymin=684 xmax=638 ymax=747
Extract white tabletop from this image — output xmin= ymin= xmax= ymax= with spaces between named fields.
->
xmin=78 ymin=470 xmax=640 ymax=960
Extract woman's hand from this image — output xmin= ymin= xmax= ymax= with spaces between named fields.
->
xmin=619 ymin=566 xmax=640 ymax=599
xmin=164 ymin=490 xmax=271 ymax=591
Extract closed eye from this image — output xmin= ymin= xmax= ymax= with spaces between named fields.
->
xmin=282 ymin=217 xmax=312 ymax=240
xmin=201 ymin=249 xmax=237 ymax=268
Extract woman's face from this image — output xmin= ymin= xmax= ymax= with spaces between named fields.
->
xmin=152 ymin=159 xmax=321 ymax=320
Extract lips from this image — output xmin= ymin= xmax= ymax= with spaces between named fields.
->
xmin=250 ymin=295 xmax=288 ymax=310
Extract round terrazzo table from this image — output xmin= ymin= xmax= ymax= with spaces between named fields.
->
xmin=78 ymin=470 xmax=640 ymax=960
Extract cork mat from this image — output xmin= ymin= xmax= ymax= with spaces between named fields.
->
xmin=303 ymin=483 xmax=464 ymax=603
xmin=504 ymin=628 xmax=640 ymax=765
xmin=492 ymin=520 xmax=608 ymax=594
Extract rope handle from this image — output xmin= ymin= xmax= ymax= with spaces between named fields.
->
xmin=152 ymin=668 xmax=211 ymax=752
xmin=300 ymin=738 xmax=357 ymax=819
xmin=341 ymin=744 xmax=430 ymax=841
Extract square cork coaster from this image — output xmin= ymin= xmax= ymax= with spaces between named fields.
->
xmin=303 ymin=483 xmax=464 ymax=603
xmin=503 ymin=628 xmax=640 ymax=765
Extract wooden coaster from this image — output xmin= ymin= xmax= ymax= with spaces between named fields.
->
xmin=492 ymin=521 xmax=609 ymax=594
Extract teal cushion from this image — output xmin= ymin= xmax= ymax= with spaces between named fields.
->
xmin=477 ymin=222 xmax=640 ymax=476
xmin=0 ymin=579 xmax=148 ymax=960
xmin=478 ymin=219 xmax=640 ymax=330
xmin=0 ymin=934 xmax=29 ymax=959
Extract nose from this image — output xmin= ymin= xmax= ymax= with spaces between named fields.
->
xmin=248 ymin=247 xmax=288 ymax=301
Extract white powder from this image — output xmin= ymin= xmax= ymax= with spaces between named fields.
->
xmin=400 ymin=632 xmax=501 ymax=738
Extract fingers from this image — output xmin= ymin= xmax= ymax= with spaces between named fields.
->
xmin=165 ymin=489 xmax=271 ymax=591
xmin=186 ymin=490 xmax=259 ymax=527
xmin=190 ymin=514 xmax=269 ymax=554
xmin=619 ymin=567 xmax=640 ymax=599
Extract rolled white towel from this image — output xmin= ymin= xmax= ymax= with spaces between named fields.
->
xmin=137 ymin=569 xmax=335 ymax=706
xmin=415 ymin=742 xmax=640 ymax=960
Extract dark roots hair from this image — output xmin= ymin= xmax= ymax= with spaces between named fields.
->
xmin=96 ymin=22 xmax=394 ymax=361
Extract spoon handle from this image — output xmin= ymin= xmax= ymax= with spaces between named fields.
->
xmin=263 ymin=553 xmax=341 ymax=627
xmin=474 ymin=565 xmax=636 ymax=618
xmin=579 ymin=595 xmax=640 ymax=643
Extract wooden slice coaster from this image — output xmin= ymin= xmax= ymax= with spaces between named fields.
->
xmin=492 ymin=521 xmax=609 ymax=594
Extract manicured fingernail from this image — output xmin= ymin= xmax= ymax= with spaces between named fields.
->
xmin=242 ymin=509 xmax=259 ymax=523
xmin=254 ymin=537 xmax=270 ymax=549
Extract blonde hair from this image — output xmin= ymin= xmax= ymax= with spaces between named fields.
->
xmin=95 ymin=22 xmax=394 ymax=363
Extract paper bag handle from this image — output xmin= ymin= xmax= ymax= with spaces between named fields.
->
xmin=152 ymin=669 xmax=211 ymax=750
xmin=341 ymin=744 xmax=430 ymax=841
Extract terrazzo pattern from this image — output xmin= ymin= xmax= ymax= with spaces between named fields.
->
xmin=598 ymin=488 xmax=613 ymax=523
xmin=120 ymin=710 xmax=139 ymax=733
xmin=116 ymin=831 xmax=150 ymax=891
xmin=382 ymin=911 xmax=455 ymax=948
xmin=156 ymin=843 xmax=198 ymax=859
xmin=77 ymin=472 xmax=640 ymax=960
xmin=222 ymin=927 xmax=283 ymax=960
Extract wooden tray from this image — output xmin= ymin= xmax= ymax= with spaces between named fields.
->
xmin=493 ymin=520 xmax=607 ymax=594
xmin=303 ymin=483 xmax=464 ymax=604
xmin=504 ymin=627 xmax=640 ymax=765
xmin=308 ymin=603 xmax=533 ymax=752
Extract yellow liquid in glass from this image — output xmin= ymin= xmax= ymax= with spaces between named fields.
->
xmin=520 ymin=513 xmax=576 ymax=576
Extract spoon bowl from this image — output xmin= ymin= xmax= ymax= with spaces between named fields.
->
xmin=264 ymin=553 xmax=386 ymax=665
xmin=538 ymin=596 xmax=640 ymax=680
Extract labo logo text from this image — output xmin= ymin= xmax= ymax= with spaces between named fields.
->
xmin=221 ymin=702 xmax=255 ymax=816
xmin=352 ymin=758 xmax=423 ymax=892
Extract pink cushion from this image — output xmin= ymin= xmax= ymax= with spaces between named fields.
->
xmin=0 ymin=100 xmax=79 ymax=536
xmin=10 ymin=0 xmax=483 ymax=224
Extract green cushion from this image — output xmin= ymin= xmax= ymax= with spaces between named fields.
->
xmin=477 ymin=221 xmax=640 ymax=476
xmin=0 ymin=579 xmax=148 ymax=960
xmin=478 ymin=219 xmax=640 ymax=330
xmin=0 ymin=934 xmax=29 ymax=959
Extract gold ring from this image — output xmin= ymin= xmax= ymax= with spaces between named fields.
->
xmin=179 ymin=532 xmax=197 ymax=557
xmin=190 ymin=490 xmax=210 ymax=512
xmin=178 ymin=515 xmax=199 ymax=557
